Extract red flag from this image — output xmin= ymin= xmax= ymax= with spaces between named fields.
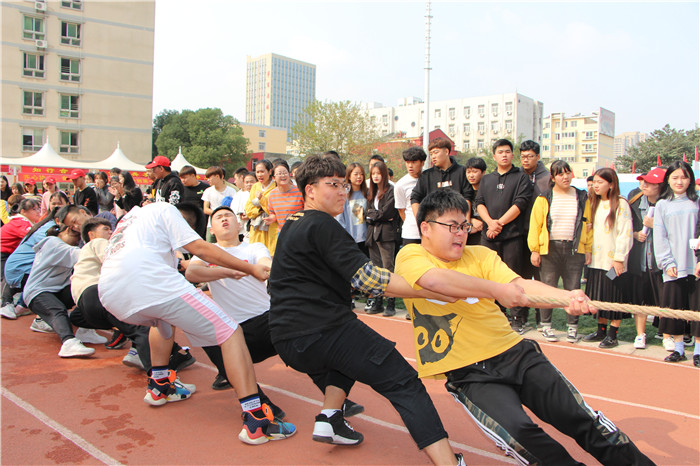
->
xmin=684 ymin=153 xmax=687 ymax=162
xmin=695 ymin=146 xmax=699 ymax=161
xmin=611 ymin=163 xmax=615 ymax=171
xmin=632 ymin=161 xmax=635 ymax=173
xmin=657 ymin=155 xmax=661 ymax=166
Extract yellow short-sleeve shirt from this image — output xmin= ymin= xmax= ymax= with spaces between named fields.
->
xmin=395 ymin=243 xmax=522 ymax=378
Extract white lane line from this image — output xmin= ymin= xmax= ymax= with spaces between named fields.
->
xmin=2 ymin=387 xmax=122 ymax=466
xmin=193 ymin=361 xmax=513 ymax=462
xmin=580 ymin=394 xmax=700 ymax=420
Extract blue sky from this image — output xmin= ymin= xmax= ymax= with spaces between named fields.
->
xmin=152 ymin=1 xmax=699 ymax=134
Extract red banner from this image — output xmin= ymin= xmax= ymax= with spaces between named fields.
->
xmin=0 ymin=165 xmax=154 ymax=185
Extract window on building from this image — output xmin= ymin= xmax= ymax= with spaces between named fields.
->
xmin=23 ymin=16 xmax=45 ymax=40
xmin=59 ymin=130 xmax=79 ymax=154
xmin=22 ymin=91 xmax=44 ymax=115
xmin=463 ymin=141 xmax=470 ymax=150
xmin=60 ymin=58 xmax=80 ymax=82
xmin=61 ymin=22 xmax=81 ymax=46
xmin=543 ymin=133 xmax=549 ymax=139
xmin=59 ymin=94 xmax=79 ymax=118
xmin=448 ymin=108 xmax=455 ymax=120
xmin=464 ymin=106 xmax=471 ymax=118
xmin=491 ymin=103 xmax=498 ymax=116
xmin=491 ymin=121 xmax=499 ymax=133
xmin=554 ymin=145 xmax=560 ymax=152
xmin=505 ymin=120 xmax=513 ymax=132
xmin=505 ymin=102 xmax=513 ymax=114
xmin=434 ymin=125 xmax=440 ymax=130
xmin=542 ymin=145 xmax=549 ymax=151
xmin=555 ymin=133 xmax=561 ymax=140
xmin=258 ymin=129 xmax=266 ymax=138
xmin=258 ymin=142 xmax=266 ymax=151
xmin=477 ymin=140 xmax=484 ymax=149
xmin=477 ymin=122 xmax=485 ymax=133
xmin=463 ymin=123 xmax=470 ymax=133
xmin=565 ymin=121 xmax=569 ymax=128
xmin=585 ymin=131 xmax=595 ymax=139
xmin=554 ymin=121 xmax=560 ymax=128
xmin=382 ymin=115 xmax=388 ymax=126
xmin=582 ymin=169 xmax=589 ymax=177
xmin=23 ymin=53 xmax=45 ymax=78
xmin=434 ymin=109 xmax=441 ymax=118
xmin=478 ymin=104 xmax=485 ymax=117
xmin=544 ymin=122 xmax=550 ymax=129
xmin=571 ymin=121 xmax=577 ymax=127
xmin=448 ymin=124 xmax=455 ymax=136
xmin=22 ymin=128 xmax=44 ymax=151
xmin=61 ymin=0 xmax=82 ymax=10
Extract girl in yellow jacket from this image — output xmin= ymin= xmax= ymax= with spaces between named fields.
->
xmin=528 ymin=160 xmax=592 ymax=343
xmin=245 ymin=159 xmax=278 ymax=254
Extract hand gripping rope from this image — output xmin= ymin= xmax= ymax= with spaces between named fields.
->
xmin=524 ymin=295 xmax=700 ymax=322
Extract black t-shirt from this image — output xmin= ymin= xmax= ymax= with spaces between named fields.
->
xmin=268 ymin=210 xmax=369 ymax=344
xmin=74 ymin=186 xmax=98 ymax=215
xmin=182 ymin=181 xmax=209 ymax=209
xmin=410 ymin=157 xmax=474 ymax=207
xmin=474 ymin=166 xmax=532 ymax=241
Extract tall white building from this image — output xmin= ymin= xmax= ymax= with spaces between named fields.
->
xmin=614 ymin=131 xmax=648 ymax=158
xmin=366 ymin=92 xmax=544 ymax=153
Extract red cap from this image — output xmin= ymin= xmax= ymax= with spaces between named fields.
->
xmin=696 ymin=178 xmax=700 ymax=186
xmin=145 ymin=155 xmax=170 ymax=169
xmin=44 ymin=176 xmax=57 ymax=184
xmin=636 ymin=167 xmax=666 ymax=184
xmin=24 ymin=179 xmax=35 ymax=185
xmin=65 ymin=169 xmax=86 ymax=180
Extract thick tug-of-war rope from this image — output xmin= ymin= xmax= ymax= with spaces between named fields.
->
xmin=524 ymin=295 xmax=700 ymax=322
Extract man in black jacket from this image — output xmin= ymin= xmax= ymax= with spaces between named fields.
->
xmin=475 ymin=139 xmax=533 ymax=333
xmin=146 ymin=156 xmax=184 ymax=206
xmin=66 ymin=169 xmax=98 ymax=215
xmin=410 ymin=138 xmax=473 ymax=218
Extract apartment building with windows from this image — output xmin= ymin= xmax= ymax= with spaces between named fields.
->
xmin=614 ymin=131 xmax=648 ymax=158
xmin=1 ymin=0 xmax=155 ymax=163
xmin=239 ymin=122 xmax=287 ymax=154
xmin=245 ymin=53 xmax=316 ymax=138
xmin=540 ymin=108 xmax=616 ymax=178
xmin=366 ymin=92 xmax=544 ymax=154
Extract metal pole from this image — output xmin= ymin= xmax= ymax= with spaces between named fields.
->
xmin=423 ymin=1 xmax=431 ymax=161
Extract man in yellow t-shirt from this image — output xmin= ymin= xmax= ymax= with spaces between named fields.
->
xmin=395 ymin=189 xmax=653 ymax=466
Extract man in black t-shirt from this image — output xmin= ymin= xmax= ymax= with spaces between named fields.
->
xmin=179 ymin=165 xmax=209 ymax=209
xmin=146 ymin=156 xmax=184 ymax=205
xmin=66 ymin=169 xmax=98 ymax=215
xmin=268 ymin=154 xmax=464 ymax=465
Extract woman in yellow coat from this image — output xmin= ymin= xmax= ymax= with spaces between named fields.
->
xmin=245 ymin=159 xmax=278 ymax=254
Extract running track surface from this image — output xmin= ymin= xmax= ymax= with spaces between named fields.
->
xmin=2 ymin=312 xmax=699 ymax=465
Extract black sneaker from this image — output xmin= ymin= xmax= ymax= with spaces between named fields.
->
xmin=211 ymin=373 xmax=232 ymax=390
xmin=510 ymin=322 xmax=525 ymax=335
xmin=664 ymin=351 xmax=687 ymax=363
xmin=312 ymin=411 xmax=363 ymax=445
xmin=583 ymin=331 xmax=605 ymax=342
xmin=105 ymin=329 xmax=127 ymax=350
xmin=170 ymin=347 xmax=196 ymax=372
xmin=694 ymin=354 xmax=699 ymax=367
xmin=343 ymin=399 xmax=364 ymax=417
xmin=599 ymin=336 xmax=618 ymax=348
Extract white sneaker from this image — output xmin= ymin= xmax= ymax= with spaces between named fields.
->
xmin=30 ymin=317 xmax=55 ymax=333
xmin=633 ymin=334 xmax=646 ymax=349
xmin=75 ymin=328 xmax=108 ymax=344
xmin=174 ymin=377 xmax=196 ymax=394
xmin=14 ymin=305 xmax=32 ymax=317
xmin=566 ymin=326 xmax=578 ymax=343
xmin=1 ymin=303 xmax=17 ymax=320
xmin=58 ymin=338 xmax=95 ymax=358
xmin=663 ymin=337 xmax=675 ymax=352
xmin=542 ymin=326 xmax=559 ymax=342
xmin=122 ymin=348 xmax=144 ymax=370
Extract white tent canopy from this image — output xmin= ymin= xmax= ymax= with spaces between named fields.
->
xmin=2 ymin=140 xmax=87 ymax=169
xmin=85 ymin=142 xmax=146 ymax=172
xmin=171 ymin=147 xmax=206 ymax=175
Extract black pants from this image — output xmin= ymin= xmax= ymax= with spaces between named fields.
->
xmin=446 ymin=339 xmax=654 ymax=466
xmin=28 ymin=286 xmax=75 ymax=342
xmin=275 ymin=319 xmax=448 ymax=450
xmin=70 ymin=284 xmax=151 ymax=370
xmin=539 ymin=241 xmax=586 ymax=325
xmin=481 ymin=235 xmax=528 ymax=321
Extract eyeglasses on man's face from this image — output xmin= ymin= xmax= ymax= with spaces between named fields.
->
xmin=314 ymin=180 xmax=351 ymax=193
xmin=426 ymin=220 xmax=472 ymax=233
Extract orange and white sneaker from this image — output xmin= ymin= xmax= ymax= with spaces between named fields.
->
xmin=239 ymin=404 xmax=297 ymax=445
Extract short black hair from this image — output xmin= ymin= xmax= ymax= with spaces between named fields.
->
xmin=234 ymin=167 xmax=249 ymax=177
xmin=520 ymin=140 xmax=540 ymax=155
xmin=402 ymin=146 xmax=427 ymax=162
xmin=295 ymin=154 xmax=346 ymax=201
xmin=369 ymin=154 xmax=385 ymax=163
xmin=388 ymin=168 xmax=394 ymax=177
xmin=56 ymin=205 xmax=91 ymax=225
xmin=416 ymin=189 xmax=468 ymax=237
xmin=492 ymin=139 xmax=513 ymax=154
xmin=81 ymin=217 xmax=112 ymax=243
xmin=212 ymin=205 xmax=234 ymax=217
xmin=465 ymin=157 xmax=487 ymax=171
xmin=179 ymin=165 xmax=197 ymax=177
xmin=290 ymin=161 xmax=302 ymax=172
xmin=175 ymin=202 xmax=207 ymax=239
xmin=323 ymin=151 xmax=340 ymax=159
xmin=273 ymin=159 xmax=290 ymax=173
xmin=586 ymin=175 xmax=594 ymax=182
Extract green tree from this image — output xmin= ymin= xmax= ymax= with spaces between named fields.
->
xmin=292 ymin=100 xmax=380 ymax=163
xmin=155 ymin=108 xmax=249 ymax=174
xmin=152 ymin=109 xmax=179 ymax=157
xmin=616 ymin=125 xmax=700 ymax=173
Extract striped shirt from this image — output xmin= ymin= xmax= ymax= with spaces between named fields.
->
xmin=549 ymin=190 xmax=578 ymax=241
xmin=268 ymin=186 xmax=304 ymax=228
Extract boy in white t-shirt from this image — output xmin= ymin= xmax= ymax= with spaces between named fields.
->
xmin=98 ymin=202 xmax=296 ymax=445
xmin=231 ymin=172 xmax=256 ymax=242
xmin=395 ymin=147 xmax=427 ymax=247
xmin=202 ymin=166 xmax=237 ymax=242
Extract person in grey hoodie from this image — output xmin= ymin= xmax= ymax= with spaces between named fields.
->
xmin=22 ymin=225 xmax=95 ymax=358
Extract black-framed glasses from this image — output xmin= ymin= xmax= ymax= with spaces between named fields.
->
xmin=314 ymin=181 xmax=351 ymax=192
xmin=426 ymin=220 xmax=472 ymax=233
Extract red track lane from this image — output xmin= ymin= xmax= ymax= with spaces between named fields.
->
xmin=2 ymin=312 xmax=699 ymax=465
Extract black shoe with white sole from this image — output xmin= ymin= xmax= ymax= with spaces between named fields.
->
xmin=312 ymin=411 xmax=363 ymax=445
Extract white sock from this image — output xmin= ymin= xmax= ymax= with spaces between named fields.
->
xmin=321 ymin=409 xmax=340 ymax=418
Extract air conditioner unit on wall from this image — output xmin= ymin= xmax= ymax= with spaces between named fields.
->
xmin=35 ymin=1 xmax=46 ymax=11
xmin=35 ymin=40 xmax=47 ymax=49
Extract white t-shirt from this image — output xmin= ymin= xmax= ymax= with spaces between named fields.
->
xmin=203 ymin=185 xmax=237 ymax=226
xmin=394 ymin=174 xmax=420 ymax=239
xmin=193 ymin=242 xmax=271 ymax=323
xmin=232 ymin=189 xmax=251 ymax=239
xmin=98 ymin=203 xmax=201 ymax=318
